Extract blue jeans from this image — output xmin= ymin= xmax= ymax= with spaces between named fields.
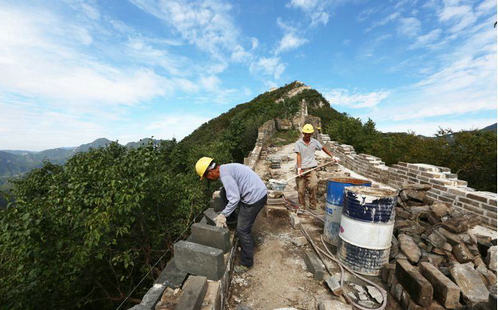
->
xmin=237 ymin=195 xmax=267 ymax=267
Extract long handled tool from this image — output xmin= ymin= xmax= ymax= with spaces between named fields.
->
xmin=269 ymin=160 xmax=336 ymax=190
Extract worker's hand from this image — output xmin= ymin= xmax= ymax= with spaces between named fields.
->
xmin=214 ymin=214 xmax=227 ymax=228
xmin=297 ymin=168 xmax=303 ymax=176
xmin=331 ymin=156 xmax=340 ymax=163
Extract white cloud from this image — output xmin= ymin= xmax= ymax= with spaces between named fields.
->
xmin=199 ymin=75 xmax=221 ymax=92
xmin=366 ymin=12 xmax=400 ymax=32
xmin=0 ymin=5 xmax=173 ymax=107
xmin=276 ymin=33 xmax=308 ymax=54
xmin=250 ymin=57 xmax=286 ymax=79
xmin=274 ymin=18 xmax=308 ymax=54
xmin=129 ymin=0 xmax=240 ymax=60
xmin=0 ymin=102 xmax=108 ymax=150
xmin=323 ymin=89 xmax=390 ymax=108
xmin=287 ymin=0 xmax=330 ymax=26
xmin=409 ymin=29 xmax=442 ymax=49
xmin=145 ymin=114 xmax=211 ymax=141
xmin=397 ymin=17 xmax=421 ymax=37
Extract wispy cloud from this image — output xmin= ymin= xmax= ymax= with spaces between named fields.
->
xmin=129 ymin=0 xmax=241 ymax=61
xmin=287 ymin=0 xmax=330 ymax=26
xmin=397 ymin=17 xmax=421 ymax=37
xmin=275 ymin=18 xmax=308 ymax=54
xmin=409 ymin=29 xmax=442 ymax=49
xmin=323 ymin=89 xmax=390 ymax=108
xmin=0 ymin=5 xmax=171 ymax=107
xmin=250 ymin=57 xmax=286 ymax=80
xmin=145 ymin=114 xmax=211 ymax=140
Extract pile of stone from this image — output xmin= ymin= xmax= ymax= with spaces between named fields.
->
xmin=382 ymin=184 xmax=497 ymax=309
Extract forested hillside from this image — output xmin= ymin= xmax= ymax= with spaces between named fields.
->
xmin=0 ymin=82 xmax=495 ymax=309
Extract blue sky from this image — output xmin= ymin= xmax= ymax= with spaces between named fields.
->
xmin=0 ymin=0 xmax=496 ymax=151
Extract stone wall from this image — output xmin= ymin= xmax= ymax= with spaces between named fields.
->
xmin=244 ymin=119 xmax=277 ymax=169
xmin=326 ymin=141 xmax=497 ymax=228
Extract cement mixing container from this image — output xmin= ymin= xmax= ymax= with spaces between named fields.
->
xmin=323 ymin=178 xmax=371 ymax=245
xmin=338 ymin=186 xmax=397 ymax=276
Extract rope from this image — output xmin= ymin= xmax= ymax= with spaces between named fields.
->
xmin=115 ymin=209 xmax=206 ymax=310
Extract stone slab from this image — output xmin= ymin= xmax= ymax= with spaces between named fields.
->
xmin=155 ymin=258 xmax=188 ymax=289
xmin=136 ymin=283 xmax=165 ymax=309
xmin=203 ymin=208 xmax=219 ymax=226
xmin=200 ymin=280 xmax=221 ymax=310
xmin=395 ymin=259 xmax=433 ymax=307
xmin=174 ymin=241 xmax=225 ymax=280
xmin=303 ymin=250 xmax=326 ymax=280
xmin=190 ymin=223 xmax=231 ymax=253
xmin=420 ymin=262 xmax=460 ymax=309
xmin=175 ymin=275 xmax=208 ymax=310
xmin=449 ymin=262 xmax=489 ymax=304
xmin=399 ymin=234 xmax=421 ymax=264
xmin=487 ymin=246 xmax=497 ymax=271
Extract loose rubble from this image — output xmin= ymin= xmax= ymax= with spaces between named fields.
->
xmin=382 ymin=184 xmax=497 ymax=309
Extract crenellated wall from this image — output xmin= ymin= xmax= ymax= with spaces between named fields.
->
xmin=326 ymin=140 xmax=497 ymax=228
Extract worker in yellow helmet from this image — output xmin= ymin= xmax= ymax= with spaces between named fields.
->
xmin=195 ymin=157 xmax=267 ymax=272
xmin=294 ymin=124 xmax=338 ymax=210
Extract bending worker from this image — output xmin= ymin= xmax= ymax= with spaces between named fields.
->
xmin=195 ymin=157 xmax=267 ymax=272
xmin=295 ymin=124 xmax=337 ymax=210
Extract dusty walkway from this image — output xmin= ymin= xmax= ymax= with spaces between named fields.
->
xmin=227 ymin=142 xmax=401 ymax=310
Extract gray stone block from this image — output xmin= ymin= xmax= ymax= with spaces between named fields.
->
xmin=203 ymin=208 xmax=219 ymax=226
xmin=303 ymin=250 xmax=326 ymax=280
xmin=175 ymin=276 xmax=207 ymax=310
xmin=154 ymin=258 xmax=188 ymax=288
xmin=190 ymin=223 xmax=231 ymax=253
xmin=174 ymin=241 xmax=225 ymax=280
xmin=199 ymin=216 xmax=208 ymax=224
xmin=210 ymin=191 xmax=225 ymax=212
xmin=450 ymin=262 xmax=489 ymax=304
xmin=135 ymin=283 xmax=165 ymax=310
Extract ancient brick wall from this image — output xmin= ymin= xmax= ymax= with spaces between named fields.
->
xmin=326 ymin=141 xmax=497 ymax=228
xmin=244 ymin=119 xmax=276 ymax=169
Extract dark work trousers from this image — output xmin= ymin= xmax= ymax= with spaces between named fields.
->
xmin=237 ymin=195 xmax=267 ymax=267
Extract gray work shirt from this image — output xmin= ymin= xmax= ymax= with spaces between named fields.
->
xmin=294 ymin=138 xmax=323 ymax=168
xmin=219 ymin=163 xmax=267 ymax=217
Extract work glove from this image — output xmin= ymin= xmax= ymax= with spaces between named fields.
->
xmin=332 ymin=156 xmax=340 ymax=163
xmin=297 ymin=168 xmax=303 ymax=176
xmin=214 ymin=214 xmax=227 ymax=228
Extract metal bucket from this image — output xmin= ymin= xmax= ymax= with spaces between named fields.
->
xmin=323 ymin=178 xmax=371 ymax=245
xmin=338 ymin=187 xmax=397 ymax=276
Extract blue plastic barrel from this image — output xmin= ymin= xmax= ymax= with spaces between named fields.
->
xmin=326 ymin=178 xmax=371 ymax=205
xmin=323 ymin=178 xmax=371 ymax=245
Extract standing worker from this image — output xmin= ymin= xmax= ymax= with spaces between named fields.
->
xmin=195 ymin=157 xmax=267 ymax=272
xmin=294 ymin=124 xmax=337 ymax=210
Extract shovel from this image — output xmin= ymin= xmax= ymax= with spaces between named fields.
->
xmin=269 ymin=160 xmax=336 ymax=191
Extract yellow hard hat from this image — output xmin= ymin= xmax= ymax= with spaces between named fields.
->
xmin=195 ymin=157 xmax=214 ymax=179
xmin=302 ymin=124 xmax=314 ymax=133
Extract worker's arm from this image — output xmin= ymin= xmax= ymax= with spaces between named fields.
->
xmin=220 ymin=175 xmax=240 ymax=217
xmin=322 ymin=146 xmax=333 ymax=157
xmin=296 ymin=152 xmax=303 ymax=175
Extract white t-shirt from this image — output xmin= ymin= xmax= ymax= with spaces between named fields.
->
xmin=294 ymin=138 xmax=323 ymax=168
